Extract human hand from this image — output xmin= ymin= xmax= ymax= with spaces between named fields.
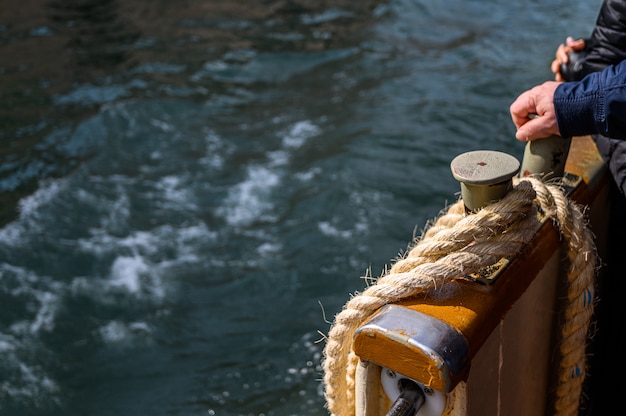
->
xmin=509 ymin=81 xmax=561 ymax=141
xmin=551 ymin=36 xmax=586 ymax=82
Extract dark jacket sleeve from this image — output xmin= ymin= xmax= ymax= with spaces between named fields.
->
xmin=557 ymin=0 xmax=626 ymax=196
xmin=555 ymin=59 xmax=626 ymax=139
xmin=582 ymin=0 xmax=626 ymax=76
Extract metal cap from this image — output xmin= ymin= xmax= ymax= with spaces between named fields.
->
xmin=450 ymin=150 xmax=520 ymax=211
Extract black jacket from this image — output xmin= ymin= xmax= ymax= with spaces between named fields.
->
xmin=582 ymin=0 xmax=626 ymax=76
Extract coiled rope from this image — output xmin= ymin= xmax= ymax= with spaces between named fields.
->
xmin=322 ymin=177 xmax=597 ymax=416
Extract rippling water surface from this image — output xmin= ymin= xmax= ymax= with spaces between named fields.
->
xmin=0 ymin=1 xmax=601 ymax=415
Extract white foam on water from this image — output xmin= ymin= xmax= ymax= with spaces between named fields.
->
xmin=150 ymin=118 xmax=175 ymax=133
xmin=155 ymin=175 xmax=197 ymax=211
xmin=173 ymin=223 xmax=218 ymax=261
xmin=17 ymin=179 xmax=65 ymax=218
xmin=0 ymin=361 xmax=60 ymax=401
xmin=267 ymin=149 xmax=290 ymax=167
xmin=97 ymin=320 xmax=153 ymax=345
xmin=257 ymin=241 xmax=281 ymax=256
xmin=0 ymin=221 xmax=25 ymax=246
xmin=282 ymin=120 xmax=320 ymax=149
xmin=28 ymin=291 xmax=59 ymax=334
xmin=301 ymin=8 xmax=354 ymax=25
xmin=98 ymin=321 xmax=128 ymax=342
xmin=217 ymin=119 xmax=321 ymax=227
xmin=0 ymin=337 xmax=16 ymax=352
xmin=72 ymin=221 xmax=219 ymax=302
xmin=294 ymin=166 xmax=321 ymax=182
xmin=0 ymin=264 xmax=61 ymax=335
xmin=0 ymin=266 xmax=62 ymax=406
xmin=199 ymin=128 xmax=233 ymax=170
xmin=79 ymin=222 xmax=215 ymax=259
xmin=317 ymin=221 xmax=354 ymax=239
xmin=317 ymin=188 xmax=370 ymax=241
xmin=109 ymin=255 xmax=149 ymax=294
xmin=219 ymin=164 xmax=281 ymax=227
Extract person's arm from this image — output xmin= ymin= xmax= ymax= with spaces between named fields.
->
xmin=556 ymin=59 xmax=626 ymax=140
xmin=510 ymin=59 xmax=626 ymax=141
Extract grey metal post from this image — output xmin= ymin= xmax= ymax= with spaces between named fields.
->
xmin=450 ymin=150 xmax=520 ymax=212
xmin=519 ymin=135 xmax=571 ymax=181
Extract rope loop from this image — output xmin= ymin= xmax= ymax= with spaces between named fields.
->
xmin=322 ymin=177 xmax=597 ymax=416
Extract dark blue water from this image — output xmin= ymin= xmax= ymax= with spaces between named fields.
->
xmin=0 ymin=1 xmax=601 ymax=415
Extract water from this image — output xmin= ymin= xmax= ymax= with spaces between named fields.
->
xmin=0 ymin=1 xmax=601 ymax=415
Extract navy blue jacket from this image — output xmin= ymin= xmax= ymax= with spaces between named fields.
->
xmin=555 ymin=59 xmax=626 ymax=193
xmin=555 ymin=59 xmax=626 ymax=140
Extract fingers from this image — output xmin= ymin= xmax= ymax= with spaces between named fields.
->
xmin=556 ymin=43 xmax=570 ymax=65
xmin=553 ymin=37 xmax=586 ymax=78
xmin=514 ymin=117 xmax=548 ymax=141
xmin=551 ymin=59 xmax=564 ymax=81
xmin=513 ymin=111 xmax=560 ymax=141
xmin=509 ymin=91 xmax=533 ymax=130
xmin=567 ymin=37 xmax=586 ymax=51
xmin=510 ymin=82 xmax=560 ymax=141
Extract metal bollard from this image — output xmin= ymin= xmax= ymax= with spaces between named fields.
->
xmin=519 ymin=135 xmax=571 ymax=181
xmin=519 ymin=114 xmax=571 ymax=181
xmin=450 ymin=150 xmax=520 ymax=212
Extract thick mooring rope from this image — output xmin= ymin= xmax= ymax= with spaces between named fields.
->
xmin=322 ymin=177 xmax=597 ymax=416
